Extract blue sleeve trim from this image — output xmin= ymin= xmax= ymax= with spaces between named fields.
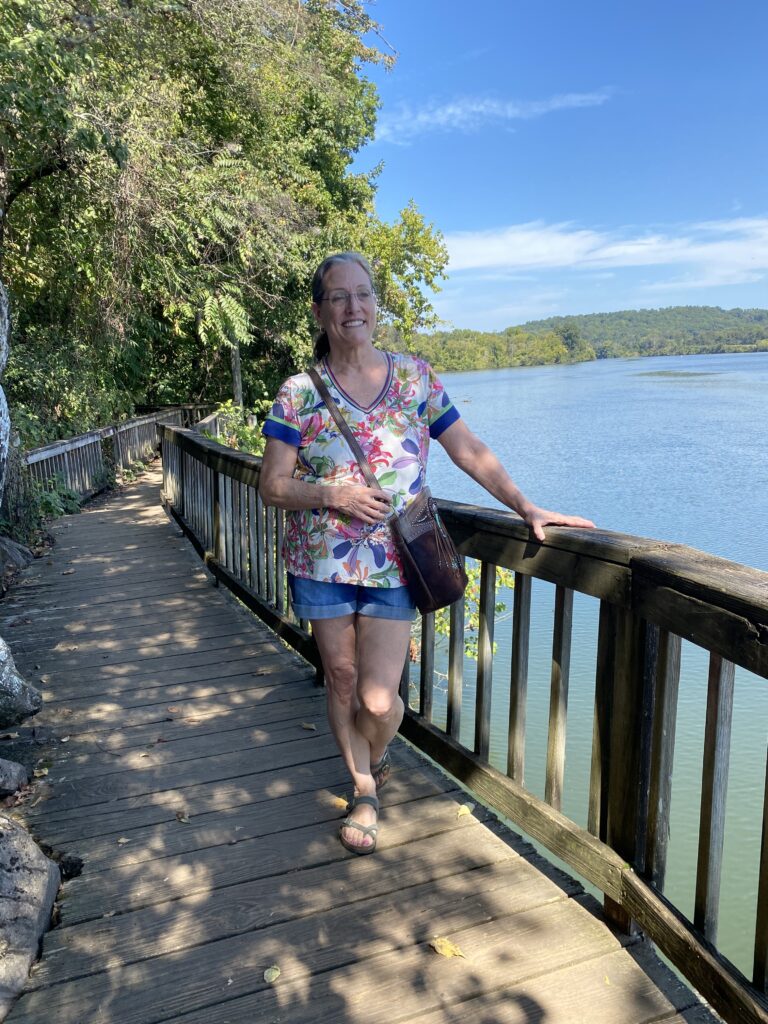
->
xmin=262 ymin=417 xmax=301 ymax=447
xmin=429 ymin=404 xmax=460 ymax=439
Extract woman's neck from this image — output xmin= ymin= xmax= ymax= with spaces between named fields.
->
xmin=325 ymin=344 xmax=385 ymax=376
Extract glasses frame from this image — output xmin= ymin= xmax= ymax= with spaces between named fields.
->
xmin=320 ymin=287 xmax=377 ymax=307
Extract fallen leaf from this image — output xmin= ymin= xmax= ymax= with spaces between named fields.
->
xmin=62 ymin=570 xmax=75 ymax=575
xmin=300 ymin=722 xmax=317 ymax=731
xmin=263 ymin=965 xmax=281 ymax=984
xmin=175 ymin=811 xmax=190 ymax=824
xmin=33 ymin=767 xmax=49 ymax=778
xmin=429 ymin=936 xmax=465 ymax=959
xmin=457 ymin=802 xmax=475 ymax=819
xmin=330 ymin=795 xmax=349 ymax=810
xmin=60 ymin=736 xmax=70 ymax=743
xmin=117 ymin=837 xmax=130 ymax=845
xmin=104 ymin=911 xmax=116 ymax=918
xmin=167 ymin=706 xmax=180 ymax=713
xmin=139 ymin=753 xmax=150 ymax=758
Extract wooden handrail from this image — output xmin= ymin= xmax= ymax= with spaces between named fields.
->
xmin=158 ymin=423 xmax=768 ymax=1024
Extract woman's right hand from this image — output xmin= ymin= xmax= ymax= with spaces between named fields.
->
xmin=329 ymin=484 xmax=392 ymax=524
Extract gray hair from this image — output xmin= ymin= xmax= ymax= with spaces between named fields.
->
xmin=311 ymin=252 xmax=375 ymax=361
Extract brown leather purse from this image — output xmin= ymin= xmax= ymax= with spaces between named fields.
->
xmin=308 ymin=367 xmax=467 ymax=614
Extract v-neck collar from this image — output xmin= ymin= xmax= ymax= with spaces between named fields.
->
xmin=321 ymin=352 xmax=394 ymax=413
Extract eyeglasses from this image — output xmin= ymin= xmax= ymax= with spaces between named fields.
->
xmin=322 ymin=288 xmax=376 ymax=307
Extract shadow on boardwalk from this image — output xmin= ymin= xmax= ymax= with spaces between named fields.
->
xmin=0 ymin=467 xmax=717 ymax=1024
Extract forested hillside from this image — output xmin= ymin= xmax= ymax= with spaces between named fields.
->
xmin=391 ymin=306 xmax=768 ymax=373
xmin=0 ymin=0 xmax=447 ymax=446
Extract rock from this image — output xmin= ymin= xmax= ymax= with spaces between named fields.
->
xmin=0 ymin=815 xmax=60 ymax=1018
xmin=0 ymin=640 xmax=41 ymax=730
xmin=0 ymin=538 xmax=33 ymax=572
xmin=0 ymin=760 xmax=28 ymax=797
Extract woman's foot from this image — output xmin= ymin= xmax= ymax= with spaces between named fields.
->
xmin=340 ymin=793 xmax=379 ymax=854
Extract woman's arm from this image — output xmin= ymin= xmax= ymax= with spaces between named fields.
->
xmin=258 ymin=437 xmax=391 ymax=526
xmin=436 ymin=419 xmax=595 ymax=541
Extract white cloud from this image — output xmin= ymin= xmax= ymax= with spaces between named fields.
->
xmin=444 ymin=216 xmax=768 ymax=286
xmin=375 ymin=89 xmax=611 ymax=144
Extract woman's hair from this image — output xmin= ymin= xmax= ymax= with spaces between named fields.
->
xmin=311 ymin=252 xmax=375 ymax=361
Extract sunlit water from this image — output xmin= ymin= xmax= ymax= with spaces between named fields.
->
xmin=420 ymin=351 xmax=768 ymax=977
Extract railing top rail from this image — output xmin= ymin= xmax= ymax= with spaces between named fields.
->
xmin=161 ymin=423 xmax=768 ymax=678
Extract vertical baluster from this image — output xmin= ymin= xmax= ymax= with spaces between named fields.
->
xmin=265 ymin=505 xmax=275 ymax=604
xmin=420 ymin=613 xmax=435 ymax=721
xmin=588 ymin=600 xmax=617 ymax=840
xmin=177 ymin=440 xmax=186 ymax=518
xmin=399 ymin=651 xmax=411 ymax=708
xmin=754 ymin=746 xmax=768 ymax=991
xmin=694 ymin=653 xmax=735 ymax=943
xmin=474 ymin=562 xmax=496 ymax=761
xmin=644 ymin=629 xmax=681 ymax=890
xmin=545 ymin=585 xmax=573 ymax=809
xmin=257 ymin=494 xmax=266 ymax=598
xmin=230 ymin=479 xmax=240 ymax=576
xmin=446 ymin=563 xmax=466 ymax=741
xmin=507 ymin=571 xmax=532 ymax=783
xmin=248 ymin=488 xmax=258 ymax=591
xmin=275 ymin=510 xmax=285 ymax=611
xmin=240 ymin=483 xmax=248 ymax=584
xmin=212 ymin=471 xmax=222 ymax=563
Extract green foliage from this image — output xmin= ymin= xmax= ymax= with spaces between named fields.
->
xmin=1 ymin=0 xmax=448 ymax=446
xmin=204 ymin=398 xmax=272 ymax=455
xmin=397 ymin=306 xmax=767 ymax=374
xmin=431 ymin=563 xmax=515 ymax=660
xmin=35 ymin=475 xmax=81 ymax=518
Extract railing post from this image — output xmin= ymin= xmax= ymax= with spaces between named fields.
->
xmin=604 ymin=607 xmax=654 ymax=933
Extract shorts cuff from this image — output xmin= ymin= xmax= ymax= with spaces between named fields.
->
xmin=357 ymin=603 xmax=418 ymax=622
xmin=291 ymin=600 xmax=357 ymax=620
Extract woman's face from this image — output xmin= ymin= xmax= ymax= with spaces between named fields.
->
xmin=312 ymin=261 xmax=377 ymax=351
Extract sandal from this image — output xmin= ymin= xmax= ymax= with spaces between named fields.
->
xmin=371 ymin=747 xmax=391 ymax=790
xmin=339 ymin=795 xmax=379 ymax=855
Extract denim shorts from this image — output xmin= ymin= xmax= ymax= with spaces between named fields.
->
xmin=287 ymin=574 xmax=416 ymax=621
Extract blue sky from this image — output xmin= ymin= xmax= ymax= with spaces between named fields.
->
xmin=356 ymin=1 xmax=768 ymax=331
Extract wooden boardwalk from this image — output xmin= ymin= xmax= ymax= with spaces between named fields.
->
xmin=0 ymin=467 xmax=717 ymax=1024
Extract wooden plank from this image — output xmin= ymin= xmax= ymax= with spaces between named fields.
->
xmin=446 ymin=560 xmax=465 ymax=740
xmin=633 ymin=578 xmax=768 ymax=679
xmin=694 ymin=653 xmax=735 ymax=942
xmin=754 ymin=745 xmax=768 ymax=992
xmin=32 ymin=824 xmax=527 ymax=987
xmin=11 ymin=894 xmax=620 ymax=1024
xmin=474 ymin=562 xmax=496 ymax=759
xmin=58 ymin=792 xmax=489 ymax=925
xmin=413 ymin=943 xmax=707 ymax=1024
xmin=645 ymin=629 xmax=682 ymax=890
xmin=400 ymin=711 xmax=625 ymax=901
xmin=623 ymin=871 xmax=768 ymax=1024
xmin=508 ymin=570 xmax=532 ymax=784
xmin=545 ymin=585 xmax=573 ymax=810
xmin=419 ymin=612 xmax=435 ymax=721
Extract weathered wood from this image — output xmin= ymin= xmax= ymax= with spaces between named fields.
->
xmin=645 ymin=629 xmax=682 ymax=890
xmin=474 ymin=561 xmax=496 ymax=759
xmin=446 ymin=562 xmax=465 ymax=740
xmin=545 ymin=585 xmax=573 ymax=810
xmin=400 ymin=710 xmax=625 ymax=902
xmin=419 ymin=612 xmax=435 ymax=721
xmin=507 ymin=570 xmax=531 ymax=783
xmin=754 ymin=746 xmax=768 ymax=992
xmin=694 ymin=653 xmax=735 ymax=943
xmin=588 ymin=600 xmax=617 ymax=841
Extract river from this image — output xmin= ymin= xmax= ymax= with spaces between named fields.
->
xmin=422 ymin=350 xmax=768 ymax=977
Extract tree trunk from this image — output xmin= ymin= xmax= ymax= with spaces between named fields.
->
xmin=230 ymin=339 xmax=243 ymax=407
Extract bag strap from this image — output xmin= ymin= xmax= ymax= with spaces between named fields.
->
xmin=307 ymin=366 xmax=380 ymax=490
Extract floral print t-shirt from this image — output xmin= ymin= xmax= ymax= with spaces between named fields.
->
xmin=261 ymin=352 xmax=460 ymax=587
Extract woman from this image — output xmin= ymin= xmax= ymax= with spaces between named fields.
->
xmin=259 ymin=252 xmax=594 ymax=855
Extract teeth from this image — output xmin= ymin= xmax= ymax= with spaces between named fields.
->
xmin=343 ymin=320 xmax=364 ymax=327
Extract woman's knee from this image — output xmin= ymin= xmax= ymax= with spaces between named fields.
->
xmin=360 ymin=689 xmax=402 ymax=721
xmin=324 ymin=659 xmax=358 ymax=704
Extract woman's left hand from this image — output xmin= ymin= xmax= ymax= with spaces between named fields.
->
xmin=522 ymin=505 xmax=596 ymax=543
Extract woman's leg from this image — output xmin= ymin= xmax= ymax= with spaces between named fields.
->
xmin=310 ymin=615 xmax=378 ymax=850
xmin=355 ymin=616 xmax=412 ymax=768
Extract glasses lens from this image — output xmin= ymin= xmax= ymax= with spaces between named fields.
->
xmin=327 ymin=289 xmax=374 ymax=306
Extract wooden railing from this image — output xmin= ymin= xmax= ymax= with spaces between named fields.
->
xmin=159 ymin=423 xmax=768 ymax=1024
xmin=25 ymin=405 xmax=212 ymax=501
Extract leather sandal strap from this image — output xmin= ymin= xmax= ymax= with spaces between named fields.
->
xmin=341 ymin=817 xmax=379 ymax=839
xmin=351 ymin=794 xmax=379 ymax=811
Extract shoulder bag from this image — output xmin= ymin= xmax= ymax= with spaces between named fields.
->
xmin=308 ymin=366 xmax=467 ymax=614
